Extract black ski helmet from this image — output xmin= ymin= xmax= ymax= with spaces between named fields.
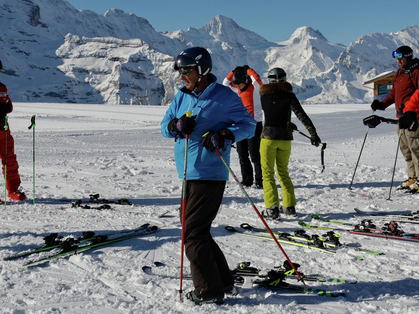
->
xmin=267 ymin=68 xmax=286 ymax=83
xmin=174 ymin=47 xmax=212 ymax=77
xmin=232 ymin=66 xmax=249 ymax=85
xmin=392 ymin=45 xmax=413 ymax=59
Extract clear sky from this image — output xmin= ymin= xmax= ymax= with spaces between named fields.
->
xmin=65 ymin=0 xmax=419 ymax=46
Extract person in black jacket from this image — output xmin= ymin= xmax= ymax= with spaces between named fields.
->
xmin=260 ymin=68 xmax=320 ymax=218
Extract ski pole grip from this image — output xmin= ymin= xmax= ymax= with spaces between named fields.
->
xmin=28 ymin=115 xmax=36 ymax=130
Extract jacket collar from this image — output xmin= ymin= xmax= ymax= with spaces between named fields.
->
xmin=180 ymin=74 xmax=217 ymax=99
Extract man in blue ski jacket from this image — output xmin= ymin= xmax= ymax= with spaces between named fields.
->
xmin=161 ymin=47 xmax=256 ymax=305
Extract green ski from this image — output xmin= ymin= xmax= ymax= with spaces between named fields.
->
xmin=23 ymin=225 xmax=158 ymax=267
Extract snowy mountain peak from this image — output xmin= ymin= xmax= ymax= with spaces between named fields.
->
xmin=202 ymin=15 xmax=268 ymax=43
xmin=288 ymin=26 xmax=329 ymax=43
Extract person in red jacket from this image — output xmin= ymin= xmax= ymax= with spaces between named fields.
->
xmin=371 ymin=46 xmax=419 ymax=189
xmin=0 ymin=60 xmax=26 ymax=201
xmin=223 ymin=65 xmax=263 ymax=188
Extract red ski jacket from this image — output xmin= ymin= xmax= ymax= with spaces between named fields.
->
xmin=382 ymin=58 xmax=419 ymax=118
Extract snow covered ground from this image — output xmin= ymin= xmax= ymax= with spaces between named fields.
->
xmin=1 ymin=102 xmax=419 ymax=313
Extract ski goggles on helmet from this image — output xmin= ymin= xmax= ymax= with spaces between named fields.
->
xmin=178 ymin=67 xmax=195 ymax=76
xmin=392 ymin=51 xmax=413 ymax=59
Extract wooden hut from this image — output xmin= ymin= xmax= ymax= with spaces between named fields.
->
xmin=363 ymin=71 xmax=396 ymax=101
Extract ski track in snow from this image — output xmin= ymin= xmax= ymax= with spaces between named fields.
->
xmin=0 ymin=102 xmax=419 ymax=313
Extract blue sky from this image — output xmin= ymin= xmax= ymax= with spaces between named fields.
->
xmin=65 ymin=0 xmax=419 ymax=46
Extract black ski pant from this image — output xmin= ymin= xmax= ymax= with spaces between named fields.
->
xmin=236 ymin=121 xmax=263 ymax=186
xmin=183 ymin=180 xmax=233 ymax=298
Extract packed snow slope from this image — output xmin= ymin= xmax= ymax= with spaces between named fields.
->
xmin=1 ymin=102 xmax=419 ymax=313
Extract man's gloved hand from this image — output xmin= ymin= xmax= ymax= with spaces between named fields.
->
xmin=291 ymin=122 xmax=298 ymax=131
xmin=202 ymin=129 xmax=235 ymax=152
xmin=310 ymin=134 xmax=321 ymax=147
xmin=176 ymin=114 xmax=196 ymax=135
xmin=167 ymin=115 xmax=196 ymax=138
xmin=0 ymin=102 xmax=11 ymax=118
xmin=399 ymin=111 xmax=418 ymax=131
xmin=168 ymin=118 xmax=181 ymax=137
xmin=363 ymin=115 xmax=382 ymax=128
xmin=371 ymin=100 xmax=385 ymax=111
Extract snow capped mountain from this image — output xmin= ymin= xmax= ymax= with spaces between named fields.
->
xmin=1 ymin=0 xmax=419 ymax=105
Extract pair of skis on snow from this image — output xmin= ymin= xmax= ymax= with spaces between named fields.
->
xmin=299 ymin=213 xmax=419 ymax=243
xmin=3 ymin=223 xmax=158 ymax=267
xmin=225 ymin=223 xmax=383 ymax=257
xmin=142 ymin=261 xmax=350 ymax=298
xmin=60 ymin=193 xmax=134 ymax=210
xmin=354 ymin=208 xmax=419 ymax=224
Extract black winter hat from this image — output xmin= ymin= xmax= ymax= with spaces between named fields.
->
xmin=393 ymin=46 xmax=414 ymax=59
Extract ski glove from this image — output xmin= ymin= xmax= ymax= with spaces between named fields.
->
xmin=202 ymin=129 xmax=235 ymax=152
xmin=371 ymin=100 xmax=385 ymax=111
xmin=399 ymin=111 xmax=418 ymax=131
xmin=168 ymin=118 xmax=183 ymax=138
xmin=363 ymin=115 xmax=382 ymax=128
xmin=176 ymin=114 xmax=196 ymax=135
xmin=168 ymin=115 xmax=196 ymax=138
xmin=310 ymin=134 xmax=321 ymax=147
xmin=0 ymin=102 xmax=11 ymax=119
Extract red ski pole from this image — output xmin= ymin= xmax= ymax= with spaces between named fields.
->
xmin=215 ymin=147 xmax=307 ymax=288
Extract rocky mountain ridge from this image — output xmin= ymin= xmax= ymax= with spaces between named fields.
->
xmin=1 ymin=0 xmax=418 ymax=105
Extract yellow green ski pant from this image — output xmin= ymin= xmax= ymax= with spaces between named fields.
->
xmin=260 ymin=138 xmax=296 ymax=208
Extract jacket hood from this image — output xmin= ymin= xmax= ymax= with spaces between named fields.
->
xmin=260 ymin=81 xmax=293 ymax=96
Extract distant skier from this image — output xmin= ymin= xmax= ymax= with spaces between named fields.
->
xmin=223 ymin=65 xmax=263 ymax=188
xmin=0 ymin=60 xmax=26 ymax=201
xmin=259 ymin=67 xmax=321 ymax=218
xmin=161 ymin=47 xmax=256 ymax=305
xmin=370 ymin=46 xmax=419 ymax=190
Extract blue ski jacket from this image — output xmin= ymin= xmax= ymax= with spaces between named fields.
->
xmin=161 ymin=74 xmax=256 ymax=181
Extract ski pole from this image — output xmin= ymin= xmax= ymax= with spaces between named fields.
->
xmin=214 ymin=147 xmax=307 ymax=288
xmin=387 ymin=131 xmax=403 ymax=201
xmin=28 ymin=115 xmax=36 ymax=204
xmin=4 ymin=115 xmax=8 ymax=209
xmin=291 ymin=124 xmax=326 ymax=172
xmin=179 ymin=111 xmax=192 ymax=302
xmin=349 ymin=127 xmax=369 ymax=190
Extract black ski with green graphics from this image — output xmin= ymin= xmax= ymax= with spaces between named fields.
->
xmin=4 ymin=231 xmax=97 ymax=261
xmin=238 ymin=223 xmax=383 ymax=256
xmin=4 ymin=224 xmax=153 ymax=261
xmin=299 ymin=221 xmax=419 ymax=242
xmin=23 ymin=224 xmax=158 ymax=267
xmin=354 ymin=208 xmax=419 ymax=224
xmin=143 ymin=261 xmax=346 ymax=297
xmin=225 ymin=225 xmax=337 ymax=255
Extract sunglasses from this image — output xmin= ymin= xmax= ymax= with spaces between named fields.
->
xmin=178 ymin=67 xmax=195 ymax=76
